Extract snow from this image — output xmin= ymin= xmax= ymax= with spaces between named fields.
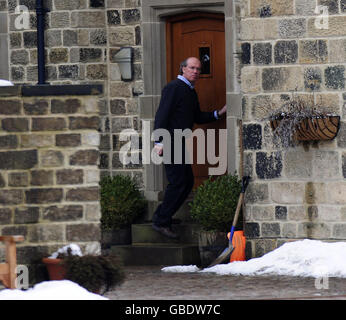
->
xmin=0 ymin=280 xmax=108 ymax=300
xmin=49 ymin=243 xmax=83 ymax=258
xmin=162 ymin=239 xmax=346 ymax=278
xmin=0 ymin=80 xmax=14 ymax=86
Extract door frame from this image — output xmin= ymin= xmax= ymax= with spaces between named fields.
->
xmin=140 ymin=0 xmax=241 ymax=201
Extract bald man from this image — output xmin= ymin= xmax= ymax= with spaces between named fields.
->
xmin=152 ymin=57 xmax=227 ymax=239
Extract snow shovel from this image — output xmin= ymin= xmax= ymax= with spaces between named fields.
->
xmin=207 ymin=175 xmax=251 ymax=268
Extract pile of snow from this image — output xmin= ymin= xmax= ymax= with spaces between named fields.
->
xmin=49 ymin=243 xmax=83 ymax=258
xmin=162 ymin=239 xmax=346 ymax=278
xmin=0 ymin=79 xmax=14 ymax=86
xmin=0 ymin=280 xmax=108 ymax=300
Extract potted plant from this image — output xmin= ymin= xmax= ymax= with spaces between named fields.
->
xmin=42 ymin=244 xmax=125 ymax=294
xmin=263 ymin=94 xmax=340 ymax=148
xmin=189 ymin=173 xmax=242 ymax=267
xmin=100 ymin=175 xmax=147 ymax=248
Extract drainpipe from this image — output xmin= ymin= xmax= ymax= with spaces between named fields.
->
xmin=36 ymin=0 xmax=49 ymax=85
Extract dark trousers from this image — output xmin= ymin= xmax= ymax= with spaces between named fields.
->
xmin=153 ymin=162 xmax=194 ymax=227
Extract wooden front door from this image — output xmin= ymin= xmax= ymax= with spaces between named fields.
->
xmin=166 ymin=12 xmax=226 ymax=188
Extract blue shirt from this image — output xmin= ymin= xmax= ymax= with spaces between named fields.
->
xmin=177 ymin=75 xmax=219 ymax=120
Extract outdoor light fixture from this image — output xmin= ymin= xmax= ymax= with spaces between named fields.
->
xmin=113 ymin=47 xmax=133 ymax=81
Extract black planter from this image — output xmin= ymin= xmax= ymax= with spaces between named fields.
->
xmin=198 ymin=231 xmax=228 ymax=268
xmin=101 ymin=227 xmax=132 ymax=249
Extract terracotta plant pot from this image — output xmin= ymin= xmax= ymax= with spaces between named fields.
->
xmin=42 ymin=258 xmax=66 ymax=280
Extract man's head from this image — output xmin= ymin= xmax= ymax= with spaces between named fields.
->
xmin=180 ymin=57 xmax=201 ymax=84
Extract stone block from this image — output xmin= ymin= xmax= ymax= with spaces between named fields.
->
xmin=287 ymin=206 xmax=307 ymax=221
xmin=66 ymin=223 xmax=101 ymax=242
xmin=245 ymin=182 xmax=269 ymax=204
xmin=51 ymin=99 xmax=82 ymax=114
xmin=250 ymin=0 xmax=294 ymax=16
xmin=43 ymin=205 xmax=83 ymax=222
xmin=0 ymin=150 xmax=37 ymax=169
xmin=71 ymin=12 xmax=106 ymax=28
xmin=333 ymin=224 xmax=346 ymax=239
xmin=69 ymin=116 xmax=100 ymax=130
xmin=30 ymin=170 xmax=54 ymax=186
xmin=253 ymin=42 xmax=272 ymax=65
xmin=70 ymin=149 xmax=99 ymax=166
xmin=318 ymin=0 xmax=339 ymax=14
xmin=275 ymin=206 xmax=287 ymax=220
xmin=252 ymin=206 xmax=275 ymax=221
xmin=29 ymin=224 xmax=65 ymax=242
xmin=256 ymin=151 xmax=282 ymax=179
xmin=313 ymin=150 xmax=340 ymax=179
xmin=110 ymin=81 xmax=132 ymax=97
xmin=324 ymin=65 xmax=345 ymax=90
xmin=282 ymin=223 xmax=297 ymax=238
xmin=109 ymin=27 xmax=135 ymax=46
xmin=299 ymin=40 xmax=328 ymax=64
xmin=274 ymin=40 xmax=298 ymax=64
xmin=56 ymin=169 xmax=83 ymax=185
xmin=25 ymin=188 xmax=63 ymax=204
xmin=122 ymin=9 xmax=141 ymax=24
xmin=40 ymin=150 xmax=64 ymax=167
xmin=298 ymin=222 xmax=331 ymax=239
xmin=21 ymin=134 xmax=54 ymax=148
xmin=0 ymin=100 xmax=21 ymax=115
xmin=244 ymin=222 xmax=260 ymax=238
xmin=111 ymin=117 xmax=133 ymax=133
xmin=110 ymin=99 xmax=126 ymax=115
xmin=79 ymin=48 xmax=103 ymax=63
xmin=271 ymin=182 xmax=305 ymax=204
xmin=305 ymin=182 xmax=328 ymax=205
xmin=0 ymin=190 xmax=23 ymax=205
xmin=54 ymin=0 xmax=86 ymax=10
xmin=241 ymin=67 xmax=261 ymax=93
xmin=14 ymin=207 xmax=39 ymax=224
xmin=85 ymin=203 xmax=101 ymax=221
xmin=243 ymin=123 xmax=262 ymax=150
xmin=262 ymin=67 xmax=303 ymax=92
xmin=327 ymin=182 xmax=346 ymax=204
xmin=86 ymin=64 xmax=108 ymax=80
xmin=241 ymin=42 xmax=251 ymax=64
xmin=55 ymin=134 xmax=81 ymax=147
xmin=8 ymin=172 xmax=29 ymax=187
xmin=107 ymin=10 xmax=121 ymax=25
xmin=32 ymin=118 xmax=66 ymax=131
xmin=279 ymin=18 xmax=306 ymax=38
xmin=23 ymin=100 xmax=49 ymax=115
xmin=10 ymin=50 xmax=29 ymax=65
xmin=63 ymin=30 xmax=78 ymax=47
xmin=284 ymin=149 xmax=313 ymax=178
xmin=304 ymin=67 xmax=322 ymax=91
xmin=295 ymin=0 xmax=316 ymax=15
xmin=58 ymin=65 xmax=79 ymax=80
xmin=261 ymin=222 xmax=281 ymax=237
xmin=1 ymin=118 xmax=29 ymax=132
xmin=0 ymin=135 xmax=18 ymax=149
xmin=49 ymin=48 xmax=69 ymax=64
xmin=0 ymin=208 xmax=12 ymax=225
xmin=329 ymin=39 xmax=346 ymax=63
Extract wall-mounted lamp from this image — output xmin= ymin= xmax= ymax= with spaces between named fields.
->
xmin=113 ymin=47 xmax=133 ymax=81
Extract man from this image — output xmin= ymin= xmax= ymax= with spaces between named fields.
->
xmin=152 ymin=57 xmax=227 ymax=239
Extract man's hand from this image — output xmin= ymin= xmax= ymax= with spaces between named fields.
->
xmin=218 ymin=104 xmax=227 ymax=117
xmin=154 ymin=143 xmax=163 ymax=156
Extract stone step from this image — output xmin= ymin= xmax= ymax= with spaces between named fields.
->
xmin=131 ymin=223 xmax=202 ymax=245
xmin=110 ymin=243 xmax=201 ymax=266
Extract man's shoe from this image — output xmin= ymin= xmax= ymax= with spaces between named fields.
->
xmin=152 ymin=224 xmax=179 ymax=239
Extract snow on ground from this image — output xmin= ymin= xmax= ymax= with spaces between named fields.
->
xmin=49 ymin=243 xmax=83 ymax=258
xmin=0 ymin=280 xmax=108 ymax=300
xmin=162 ymin=239 xmax=346 ymax=278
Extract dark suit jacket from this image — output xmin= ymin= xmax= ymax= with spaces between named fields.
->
xmin=154 ymin=79 xmax=216 ymax=140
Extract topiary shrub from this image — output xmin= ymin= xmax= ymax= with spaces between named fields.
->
xmin=63 ymin=254 xmax=125 ymax=294
xmin=189 ymin=174 xmax=242 ymax=232
xmin=100 ymin=175 xmax=147 ymax=231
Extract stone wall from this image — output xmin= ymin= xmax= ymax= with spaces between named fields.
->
xmin=6 ymin=0 xmax=143 ymax=183
xmin=240 ymin=0 xmax=346 ymax=257
xmin=0 ymin=84 xmax=102 ymax=281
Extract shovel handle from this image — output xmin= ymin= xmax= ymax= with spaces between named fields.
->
xmin=229 ymin=176 xmax=250 ymax=242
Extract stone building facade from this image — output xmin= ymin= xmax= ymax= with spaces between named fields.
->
xmin=0 ymin=0 xmax=345 ymax=271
